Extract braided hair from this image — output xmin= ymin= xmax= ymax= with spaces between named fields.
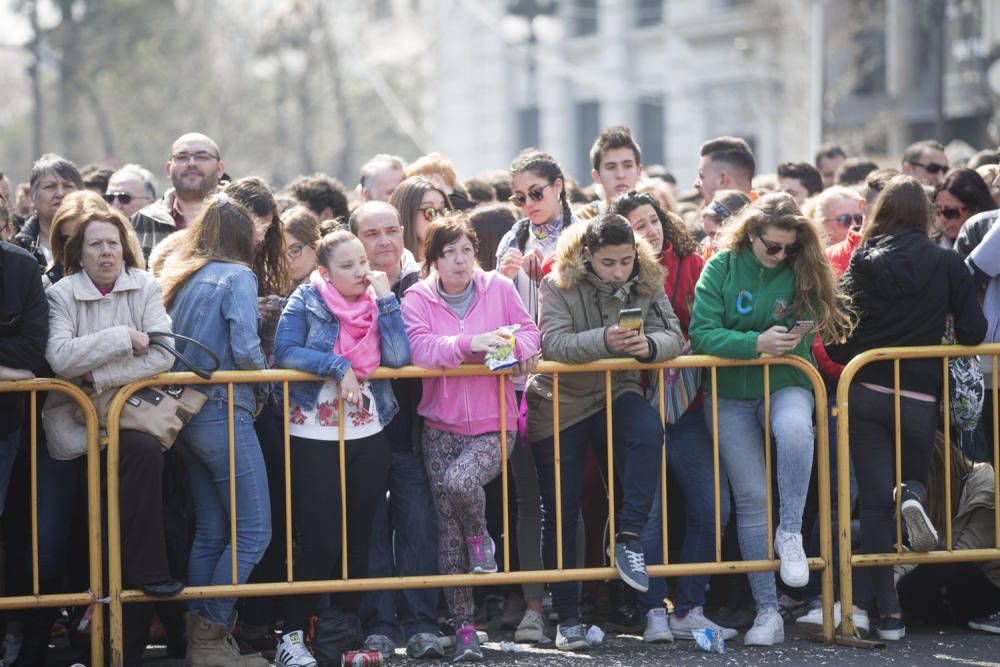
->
xmin=509 ymin=149 xmax=574 ymax=253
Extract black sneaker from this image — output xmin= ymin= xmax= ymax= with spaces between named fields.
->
xmin=969 ymin=611 xmax=1000 ymax=634
xmin=606 ymin=581 xmax=643 ymax=633
xmin=876 ymin=616 xmax=905 ymax=641
xmin=895 ymin=483 xmax=938 ymax=552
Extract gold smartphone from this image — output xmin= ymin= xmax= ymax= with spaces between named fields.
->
xmin=618 ymin=308 xmax=643 ymax=331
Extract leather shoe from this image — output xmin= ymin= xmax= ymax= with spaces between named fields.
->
xmin=141 ymin=578 xmax=185 ymax=598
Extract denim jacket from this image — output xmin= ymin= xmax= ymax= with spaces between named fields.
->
xmin=168 ymin=262 xmax=267 ymax=414
xmin=274 ymin=283 xmax=411 ymax=425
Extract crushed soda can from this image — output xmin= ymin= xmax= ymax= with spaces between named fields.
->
xmin=692 ymin=627 xmax=725 ymax=654
xmin=342 ymin=649 xmax=382 ymax=666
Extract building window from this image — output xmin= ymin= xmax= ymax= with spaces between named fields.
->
xmin=636 ymin=0 xmax=662 ymax=27
xmin=638 ymin=99 xmax=664 ymax=166
xmin=517 ymin=107 xmax=540 ymax=151
xmin=850 ymin=0 xmax=886 ymax=95
xmin=574 ymin=101 xmax=600 ymax=181
xmin=572 ymin=0 xmax=598 ymax=37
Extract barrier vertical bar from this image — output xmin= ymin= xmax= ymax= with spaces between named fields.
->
xmin=837 ymin=361 xmax=856 ymax=637
xmin=553 ymin=372 xmax=563 ymax=570
xmin=339 ymin=388 xmax=348 ymax=579
xmin=894 ymin=361 xmax=902 ymax=554
xmin=658 ymin=367 xmax=668 ymax=564
xmin=605 ymin=371 xmax=616 ymax=566
xmin=30 ymin=391 xmax=38 ymax=596
xmin=994 ymin=355 xmax=999 ymax=549
xmin=499 ymin=374 xmax=510 ymax=572
xmin=711 ymin=366 xmax=721 ymax=562
xmin=284 ymin=381 xmax=293 ymax=581
xmin=813 ymin=373 xmax=834 ymax=641
xmin=764 ymin=364 xmax=773 ymax=560
xmin=942 ymin=358 xmax=952 ymax=550
xmin=229 ymin=384 xmax=238 ymax=583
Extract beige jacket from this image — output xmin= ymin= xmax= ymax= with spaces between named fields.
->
xmin=43 ymin=268 xmax=173 ymax=460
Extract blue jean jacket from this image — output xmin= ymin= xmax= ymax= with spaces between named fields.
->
xmin=168 ymin=262 xmax=267 ymax=414
xmin=274 ymin=283 xmax=411 ymax=425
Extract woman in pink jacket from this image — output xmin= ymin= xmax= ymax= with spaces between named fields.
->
xmin=402 ymin=214 xmax=540 ymax=662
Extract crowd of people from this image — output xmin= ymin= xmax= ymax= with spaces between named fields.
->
xmin=0 ymin=127 xmax=999 ymax=666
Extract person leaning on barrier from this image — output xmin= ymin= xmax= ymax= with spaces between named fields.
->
xmin=827 ymin=175 xmax=986 ymax=642
xmin=610 ymin=191 xmax=737 ymax=643
xmin=402 ymin=214 xmax=541 ymax=663
xmin=689 ymin=191 xmax=854 ymax=647
xmin=523 ymin=213 xmax=684 ymax=652
xmin=159 ymin=194 xmax=271 ymax=667
xmin=42 ymin=203 xmax=184 ymax=664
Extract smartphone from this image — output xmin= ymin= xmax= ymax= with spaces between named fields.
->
xmin=360 ymin=391 xmax=374 ymax=416
xmin=618 ymin=308 xmax=643 ymax=331
xmin=788 ymin=320 xmax=814 ymax=336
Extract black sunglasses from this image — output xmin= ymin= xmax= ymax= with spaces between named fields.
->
xmin=509 ymin=183 xmax=553 ymax=208
xmin=834 ymin=213 xmax=864 ymax=226
xmin=104 ymin=192 xmax=137 ymax=205
xmin=756 ymin=236 xmax=800 ymax=257
xmin=910 ymin=160 xmax=948 ymax=175
xmin=937 ymin=205 xmax=965 ymax=220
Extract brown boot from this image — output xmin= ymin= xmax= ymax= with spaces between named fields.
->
xmin=185 ymin=611 xmax=268 ymax=667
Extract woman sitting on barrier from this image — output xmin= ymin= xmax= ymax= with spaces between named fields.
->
xmin=827 ymin=175 xmax=986 ymax=641
xmin=524 ymin=213 xmax=684 ymax=652
xmin=159 ymin=194 xmax=272 ymax=667
xmin=610 ymin=190 xmax=737 ymax=643
xmin=689 ymin=191 xmax=852 ymax=646
xmin=402 ymin=214 xmax=540 ymax=662
xmin=272 ymin=228 xmax=411 ymax=666
xmin=43 ymin=200 xmax=183 ymax=664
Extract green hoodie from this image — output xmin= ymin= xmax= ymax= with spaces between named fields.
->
xmin=689 ymin=248 xmax=816 ymax=399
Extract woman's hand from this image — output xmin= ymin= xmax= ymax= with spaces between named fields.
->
xmin=470 ymin=332 xmax=509 ymax=354
xmin=499 ymin=249 xmax=523 ymax=280
xmin=367 ymin=270 xmax=392 ymax=298
xmin=523 ymin=248 xmax=544 ymax=283
xmin=756 ymin=326 xmax=802 ymax=356
xmin=258 ymin=295 xmax=284 ymax=321
xmin=340 ymin=368 xmax=363 ymax=406
xmin=128 ymin=329 xmax=150 ymax=356
xmin=515 ymin=352 xmax=541 ymax=376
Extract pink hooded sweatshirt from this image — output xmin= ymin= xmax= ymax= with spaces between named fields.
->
xmin=402 ymin=269 xmax=541 ymax=436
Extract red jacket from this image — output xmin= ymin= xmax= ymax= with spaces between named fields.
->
xmin=813 ymin=228 xmax=863 ymax=380
xmin=660 ymin=244 xmax=704 ymax=337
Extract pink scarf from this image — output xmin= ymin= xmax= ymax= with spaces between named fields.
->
xmin=310 ymin=271 xmax=382 ymax=378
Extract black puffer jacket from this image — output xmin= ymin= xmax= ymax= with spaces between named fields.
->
xmin=828 ymin=229 xmax=986 ymax=395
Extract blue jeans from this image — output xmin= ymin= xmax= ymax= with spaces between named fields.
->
xmin=0 ymin=427 xmax=21 ymax=517
xmin=176 ymin=401 xmax=271 ymax=625
xmin=705 ymin=386 xmax=814 ymax=611
xmin=639 ymin=405 xmax=732 ymax=616
xmin=532 ymin=391 xmax=663 ymax=621
xmin=360 ymin=448 xmax=439 ymax=640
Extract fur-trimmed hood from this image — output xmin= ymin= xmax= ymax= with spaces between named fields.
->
xmin=549 ymin=224 xmax=666 ymax=298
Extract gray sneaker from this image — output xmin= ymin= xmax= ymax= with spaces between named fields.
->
xmin=452 ymin=624 xmax=483 ymax=662
xmin=467 ymin=534 xmax=498 ymax=574
xmin=514 ymin=610 xmax=546 ymax=643
xmin=614 ymin=538 xmax=649 ymax=592
xmin=407 ymin=632 xmax=444 ymax=659
xmin=555 ymin=620 xmax=588 ymax=651
xmin=362 ymin=633 xmax=395 ymax=661
xmin=669 ymin=606 xmax=738 ymax=641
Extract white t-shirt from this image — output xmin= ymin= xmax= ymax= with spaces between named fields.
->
xmin=288 ymin=378 xmax=382 ymax=441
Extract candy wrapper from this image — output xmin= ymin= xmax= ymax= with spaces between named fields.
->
xmin=485 ymin=325 xmax=521 ymax=371
xmin=692 ymin=627 xmax=725 ymax=654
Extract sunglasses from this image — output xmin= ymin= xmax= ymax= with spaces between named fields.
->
xmin=286 ymin=242 xmax=307 ymax=259
xmin=509 ymin=183 xmax=553 ymax=208
xmin=756 ymin=236 xmax=800 ymax=257
xmin=909 ymin=160 xmax=948 ymax=175
xmin=421 ymin=207 xmax=453 ymax=222
xmin=937 ymin=205 xmax=965 ymax=220
xmin=103 ymin=192 xmax=145 ymax=205
xmin=833 ymin=213 xmax=864 ymax=226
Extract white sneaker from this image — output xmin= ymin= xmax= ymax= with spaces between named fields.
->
xmin=795 ymin=601 xmax=870 ymax=637
xmin=643 ymin=608 xmax=673 ymax=643
xmin=743 ymin=608 xmax=785 ymax=646
xmin=275 ymin=630 xmax=317 ymax=667
xmin=514 ymin=610 xmax=546 ymax=643
xmin=669 ymin=606 xmax=738 ymax=641
xmin=773 ymin=528 xmax=809 ymax=588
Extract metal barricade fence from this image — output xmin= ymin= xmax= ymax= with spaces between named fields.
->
xmin=105 ymin=355 xmax=834 ymax=664
xmin=0 ymin=379 xmax=105 ymax=667
xmin=836 ymin=344 xmax=1000 ymax=639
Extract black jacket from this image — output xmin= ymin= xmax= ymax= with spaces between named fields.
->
xmin=13 ymin=214 xmax=47 ymax=267
xmin=0 ymin=242 xmax=50 ymax=435
xmin=827 ymin=229 xmax=986 ymax=395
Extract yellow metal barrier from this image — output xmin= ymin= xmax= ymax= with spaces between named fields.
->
xmin=106 ymin=355 xmax=834 ymax=663
xmin=0 ymin=378 xmax=105 ymax=667
xmin=836 ymin=343 xmax=1000 ymax=639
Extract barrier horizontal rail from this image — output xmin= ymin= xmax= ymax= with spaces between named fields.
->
xmin=105 ymin=354 xmax=834 ymax=662
xmin=0 ymin=378 xmax=104 ymax=667
xmin=836 ymin=343 xmax=1000 ymax=639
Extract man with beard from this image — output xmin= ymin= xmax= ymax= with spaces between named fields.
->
xmin=131 ymin=133 xmax=225 ymax=258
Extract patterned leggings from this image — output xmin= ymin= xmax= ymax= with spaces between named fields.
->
xmin=423 ymin=426 xmax=515 ymax=626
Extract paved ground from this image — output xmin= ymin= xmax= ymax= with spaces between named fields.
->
xmin=121 ymin=622 xmax=1000 ymax=666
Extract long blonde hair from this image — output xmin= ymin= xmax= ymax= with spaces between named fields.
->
xmin=719 ymin=192 xmax=854 ymax=343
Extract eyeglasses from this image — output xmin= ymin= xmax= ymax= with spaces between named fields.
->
xmin=909 ymin=160 xmax=948 ymax=175
xmin=286 ymin=242 xmax=307 ymax=259
xmin=103 ymin=192 xmax=147 ymax=205
xmin=509 ymin=183 xmax=553 ymax=207
xmin=421 ymin=207 xmax=453 ymax=222
xmin=833 ymin=213 xmax=864 ymax=227
xmin=937 ymin=205 xmax=965 ymax=220
xmin=756 ymin=236 xmax=800 ymax=257
xmin=171 ymin=151 xmax=220 ymax=164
